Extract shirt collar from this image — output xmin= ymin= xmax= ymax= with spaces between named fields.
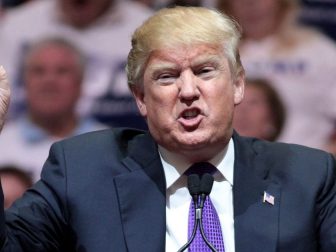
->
xmin=159 ymin=138 xmax=235 ymax=190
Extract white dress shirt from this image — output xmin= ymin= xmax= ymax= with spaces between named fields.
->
xmin=160 ymin=139 xmax=235 ymax=252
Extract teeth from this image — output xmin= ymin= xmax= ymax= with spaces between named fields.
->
xmin=183 ymin=110 xmax=198 ymax=119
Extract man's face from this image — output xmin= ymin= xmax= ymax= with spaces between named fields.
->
xmin=58 ymin=0 xmax=113 ymax=28
xmin=24 ymin=45 xmax=82 ymax=120
xmin=133 ymin=44 xmax=244 ymax=160
xmin=228 ymin=0 xmax=282 ymax=39
xmin=233 ymin=84 xmax=274 ymax=140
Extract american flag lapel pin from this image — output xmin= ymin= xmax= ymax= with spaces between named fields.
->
xmin=263 ymin=191 xmax=275 ymax=205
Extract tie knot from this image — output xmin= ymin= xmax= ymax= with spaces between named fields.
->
xmin=185 ymin=162 xmax=217 ymax=176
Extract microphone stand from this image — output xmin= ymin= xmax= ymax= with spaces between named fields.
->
xmin=178 ymin=174 xmax=200 ymax=252
xmin=177 ymin=173 xmax=218 ymax=252
xmin=177 ymin=193 xmax=200 ymax=252
xmin=198 ymin=192 xmax=217 ymax=252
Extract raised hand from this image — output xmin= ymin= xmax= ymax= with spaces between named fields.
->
xmin=0 ymin=66 xmax=10 ymax=132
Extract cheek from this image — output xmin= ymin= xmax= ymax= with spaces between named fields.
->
xmin=210 ymin=86 xmax=235 ymax=112
xmin=64 ymin=92 xmax=79 ymax=106
xmin=145 ymin=87 xmax=177 ymax=114
xmin=250 ymin=101 xmax=271 ymax=119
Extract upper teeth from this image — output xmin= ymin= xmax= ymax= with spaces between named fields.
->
xmin=183 ymin=110 xmax=198 ymax=118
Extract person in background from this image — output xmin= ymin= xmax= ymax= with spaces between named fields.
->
xmin=0 ymin=0 xmax=152 ymax=128
xmin=325 ymin=127 xmax=336 ymax=157
xmin=0 ymin=6 xmax=335 ymax=252
xmin=299 ymin=0 xmax=336 ymax=42
xmin=0 ymin=0 xmax=30 ymax=18
xmin=218 ymin=0 xmax=336 ymax=150
xmin=233 ymin=78 xmax=285 ymax=141
xmin=0 ymin=165 xmax=33 ymax=209
xmin=1 ymin=0 xmax=30 ymax=8
xmin=139 ymin=0 xmax=218 ymax=10
xmin=0 ymin=38 xmax=107 ymax=182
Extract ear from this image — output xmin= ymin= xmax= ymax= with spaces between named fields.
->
xmin=233 ymin=71 xmax=245 ymax=105
xmin=130 ymin=85 xmax=147 ymax=117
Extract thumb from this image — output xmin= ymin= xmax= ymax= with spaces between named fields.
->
xmin=0 ymin=65 xmax=11 ymax=132
xmin=0 ymin=66 xmax=10 ymax=92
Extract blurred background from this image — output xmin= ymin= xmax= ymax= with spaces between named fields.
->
xmin=0 ymin=0 xmax=335 ymax=207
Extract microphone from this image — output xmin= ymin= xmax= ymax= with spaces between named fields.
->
xmin=199 ymin=173 xmax=214 ymax=206
xmin=188 ymin=174 xmax=201 ymax=204
xmin=198 ymin=173 xmax=217 ymax=252
xmin=177 ymin=174 xmax=200 ymax=252
xmin=178 ymin=173 xmax=218 ymax=252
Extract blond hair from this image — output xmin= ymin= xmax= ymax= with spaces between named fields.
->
xmin=126 ymin=6 xmax=243 ymax=88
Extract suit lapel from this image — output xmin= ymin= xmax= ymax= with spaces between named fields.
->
xmin=113 ymin=131 xmax=281 ymax=251
xmin=233 ymin=133 xmax=280 ymax=252
xmin=114 ymin=133 xmax=166 ymax=252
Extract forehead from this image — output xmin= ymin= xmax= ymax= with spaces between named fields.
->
xmin=26 ymin=44 xmax=78 ymax=66
xmin=145 ymin=44 xmax=227 ymax=69
xmin=30 ymin=45 xmax=71 ymax=57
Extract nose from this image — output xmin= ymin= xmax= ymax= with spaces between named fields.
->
xmin=39 ymin=68 xmax=62 ymax=85
xmin=178 ymin=70 xmax=200 ymax=102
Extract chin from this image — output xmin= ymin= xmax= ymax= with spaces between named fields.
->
xmin=174 ymin=132 xmax=214 ymax=149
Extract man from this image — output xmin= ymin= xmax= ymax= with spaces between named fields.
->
xmin=0 ymin=0 xmax=152 ymax=128
xmin=0 ymin=38 xmax=107 ymax=181
xmin=232 ymin=78 xmax=285 ymax=142
xmin=0 ymin=6 xmax=335 ymax=252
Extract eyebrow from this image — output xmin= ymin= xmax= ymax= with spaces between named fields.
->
xmin=190 ymin=54 xmax=222 ymax=68
xmin=148 ymin=54 xmax=223 ymax=72
xmin=147 ymin=61 xmax=179 ymax=73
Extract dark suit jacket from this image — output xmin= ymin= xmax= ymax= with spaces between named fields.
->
xmin=0 ymin=128 xmax=335 ymax=251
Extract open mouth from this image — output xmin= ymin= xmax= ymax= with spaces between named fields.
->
xmin=178 ymin=108 xmax=203 ymax=130
xmin=181 ymin=108 xmax=200 ymax=120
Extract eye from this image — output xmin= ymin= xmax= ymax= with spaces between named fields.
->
xmin=155 ymin=73 xmax=178 ymax=85
xmin=56 ymin=67 xmax=72 ymax=76
xmin=28 ymin=66 xmax=45 ymax=76
xmin=159 ymin=73 xmax=173 ymax=79
xmin=196 ymin=66 xmax=216 ymax=78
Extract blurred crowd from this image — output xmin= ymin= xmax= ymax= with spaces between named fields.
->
xmin=0 ymin=0 xmax=336 ymax=207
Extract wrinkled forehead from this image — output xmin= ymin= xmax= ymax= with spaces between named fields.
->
xmin=143 ymin=28 xmax=227 ymax=55
xmin=145 ymin=43 xmax=227 ymax=68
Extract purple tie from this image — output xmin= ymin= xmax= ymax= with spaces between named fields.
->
xmin=187 ymin=163 xmax=225 ymax=252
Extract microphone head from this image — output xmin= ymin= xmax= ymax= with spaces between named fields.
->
xmin=200 ymin=173 xmax=214 ymax=195
xmin=187 ymin=174 xmax=201 ymax=196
